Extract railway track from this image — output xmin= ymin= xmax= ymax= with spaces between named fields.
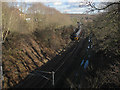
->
xmin=13 ymin=37 xmax=87 ymax=88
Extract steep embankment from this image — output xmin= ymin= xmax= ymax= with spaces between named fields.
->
xmin=2 ymin=2 xmax=74 ymax=88
xmin=2 ymin=26 xmax=73 ymax=88
xmin=2 ymin=34 xmax=53 ymax=88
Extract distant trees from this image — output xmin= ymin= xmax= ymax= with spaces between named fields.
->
xmin=2 ymin=2 xmax=73 ymax=43
xmin=27 ymin=3 xmax=72 ymax=30
xmin=2 ymin=1 xmax=74 ymax=50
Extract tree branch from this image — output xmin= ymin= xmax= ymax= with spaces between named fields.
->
xmin=88 ymin=2 xmax=120 ymax=10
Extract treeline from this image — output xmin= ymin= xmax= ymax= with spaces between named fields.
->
xmin=27 ymin=3 xmax=72 ymax=30
xmin=2 ymin=2 xmax=72 ymax=33
xmin=2 ymin=2 xmax=73 ymax=49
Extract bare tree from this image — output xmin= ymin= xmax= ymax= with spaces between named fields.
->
xmin=79 ymin=1 xmax=120 ymax=14
xmin=87 ymin=1 xmax=120 ymax=11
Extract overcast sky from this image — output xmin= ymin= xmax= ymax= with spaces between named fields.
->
xmin=8 ymin=0 xmax=119 ymax=14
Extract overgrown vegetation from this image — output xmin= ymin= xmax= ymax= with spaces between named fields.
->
xmin=2 ymin=1 xmax=120 ymax=88
xmin=85 ymin=4 xmax=120 ymax=88
xmin=2 ymin=2 xmax=74 ymax=88
xmin=2 ymin=2 xmax=74 ymax=49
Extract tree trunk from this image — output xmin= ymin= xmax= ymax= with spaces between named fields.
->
xmin=118 ymin=4 xmax=120 ymax=32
